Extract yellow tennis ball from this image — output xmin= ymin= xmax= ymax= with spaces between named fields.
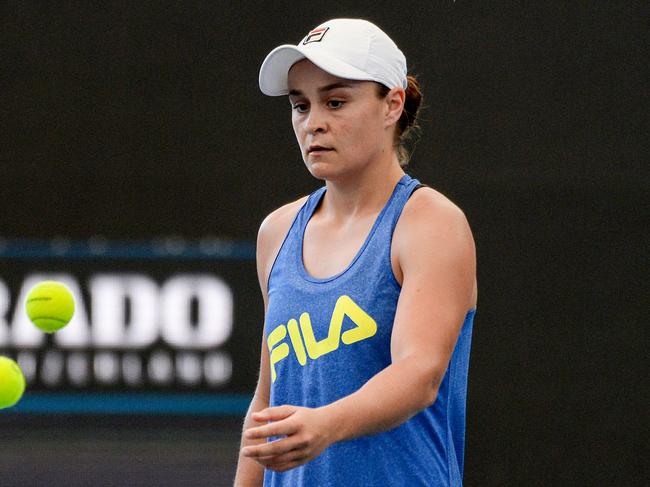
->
xmin=0 ymin=356 xmax=26 ymax=409
xmin=25 ymin=281 xmax=75 ymax=333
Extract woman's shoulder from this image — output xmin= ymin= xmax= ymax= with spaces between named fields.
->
xmin=258 ymin=196 xmax=310 ymax=247
xmin=394 ymin=185 xmax=475 ymax=261
xmin=392 ymin=185 xmax=477 ymax=305
xmin=403 ymin=185 xmax=470 ymax=226
xmin=256 ymin=195 xmax=310 ymax=283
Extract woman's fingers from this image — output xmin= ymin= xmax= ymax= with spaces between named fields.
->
xmin=251 ymin=405 xmax=297 ymax=422
xmin=256 ymin=447 xmax=307 ymax=468
xmin=244 ymin=405 xmax=301 ymax=442
xmin=245 ymin=417 xmax=299 ymax=441
xmin=242 ymin=405 xmax=330 ymax=473
xmin=241 ymin=434 xmax=301 ymax=459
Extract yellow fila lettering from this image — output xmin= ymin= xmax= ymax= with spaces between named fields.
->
xmin=267 ymin=295 xmax=377 ymax=382
xmin=267 ymin=324 xmax=289 ymax=383
xmin=287 ymin=318 xmax=307 ymax=365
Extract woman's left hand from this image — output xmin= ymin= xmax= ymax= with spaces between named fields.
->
xmin=241 ymin=405 xmax=336 ymax=472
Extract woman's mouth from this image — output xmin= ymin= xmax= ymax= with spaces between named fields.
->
xmin=308 ymin=145 xmax=333 ymax=154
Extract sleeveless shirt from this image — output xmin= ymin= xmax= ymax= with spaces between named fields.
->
xmin=263 ymin=174 xmax=476 ymax=486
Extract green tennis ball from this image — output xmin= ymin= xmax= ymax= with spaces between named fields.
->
xmin=0 ymin=356 xmax=26 ymax=409
xmin=25 ymin=281 xmax=75 ymax=333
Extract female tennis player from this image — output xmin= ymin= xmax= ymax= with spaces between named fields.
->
xmin=235 ymin=18 xmax=477 ymax=486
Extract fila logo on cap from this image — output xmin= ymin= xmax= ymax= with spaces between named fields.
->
xmin=302 ymin=26 xmax=329 ymax=45
xmin=259 ymin=19 xmax=408 ymax=96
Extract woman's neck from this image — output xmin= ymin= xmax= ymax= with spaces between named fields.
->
xmin=321 ymin=158 xmax=405 ymax=221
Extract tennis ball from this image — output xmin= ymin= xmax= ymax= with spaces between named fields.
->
xmin=0 ymin=356 xmax=25 ymax=409
xmin=25 ymin=281 xmax=75 ymax=333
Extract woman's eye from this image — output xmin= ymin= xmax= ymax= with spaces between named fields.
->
xmin=292 ymin=103 xmax=308 ymax=113
xmin=328 ymin=100 xmax=344 ymax=109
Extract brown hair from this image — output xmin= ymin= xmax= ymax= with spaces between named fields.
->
xmin=376 ymin=75 xmax=423 ymax=167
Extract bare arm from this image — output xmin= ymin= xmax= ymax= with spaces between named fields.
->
xmin=234 ymin=198 xmax=308 ymax=485
xmin=233 ymin=342 xmax=270 ymax=486
xmin=241 ymin=189 xmax=477 ymax=471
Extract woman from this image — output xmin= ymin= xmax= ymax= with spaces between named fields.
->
xmin=235 ymin=18 xmax=477 ymax=487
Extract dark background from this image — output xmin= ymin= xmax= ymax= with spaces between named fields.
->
xmin=1 ymin=1 xmax=647 ymax=486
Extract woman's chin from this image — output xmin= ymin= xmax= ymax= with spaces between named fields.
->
xmin=305 ymin=161 xmax=337 ymax=180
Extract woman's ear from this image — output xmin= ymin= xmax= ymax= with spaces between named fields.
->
xmin=384 ymin=88 xmax=405 ymax=128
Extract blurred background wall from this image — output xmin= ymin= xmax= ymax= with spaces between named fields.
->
xmin=0 ymin=1 xmax=646 ymax=486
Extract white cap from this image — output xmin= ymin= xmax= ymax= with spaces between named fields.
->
xmin=259 ymin=18 xmax=407 ymax=96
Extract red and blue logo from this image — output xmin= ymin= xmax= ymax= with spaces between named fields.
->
xmin=302 ymin=26 xmax=330 ymax=45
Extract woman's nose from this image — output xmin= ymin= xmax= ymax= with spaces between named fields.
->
xmin=305 ymin=106 xmax=327 ymax=133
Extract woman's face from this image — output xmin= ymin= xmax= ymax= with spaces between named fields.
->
xmin=287 ymin=59 xmax=398 ymax=181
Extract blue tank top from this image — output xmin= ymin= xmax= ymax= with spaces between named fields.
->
xmin=263 ymin=174 xmax=476 ymax=487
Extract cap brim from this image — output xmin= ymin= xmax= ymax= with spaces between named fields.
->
xmin=259 ymin=44 xmax=380 ymax=96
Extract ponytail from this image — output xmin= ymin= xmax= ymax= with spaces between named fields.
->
xmin=377 ymin=75 xmax=424 ymax=167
